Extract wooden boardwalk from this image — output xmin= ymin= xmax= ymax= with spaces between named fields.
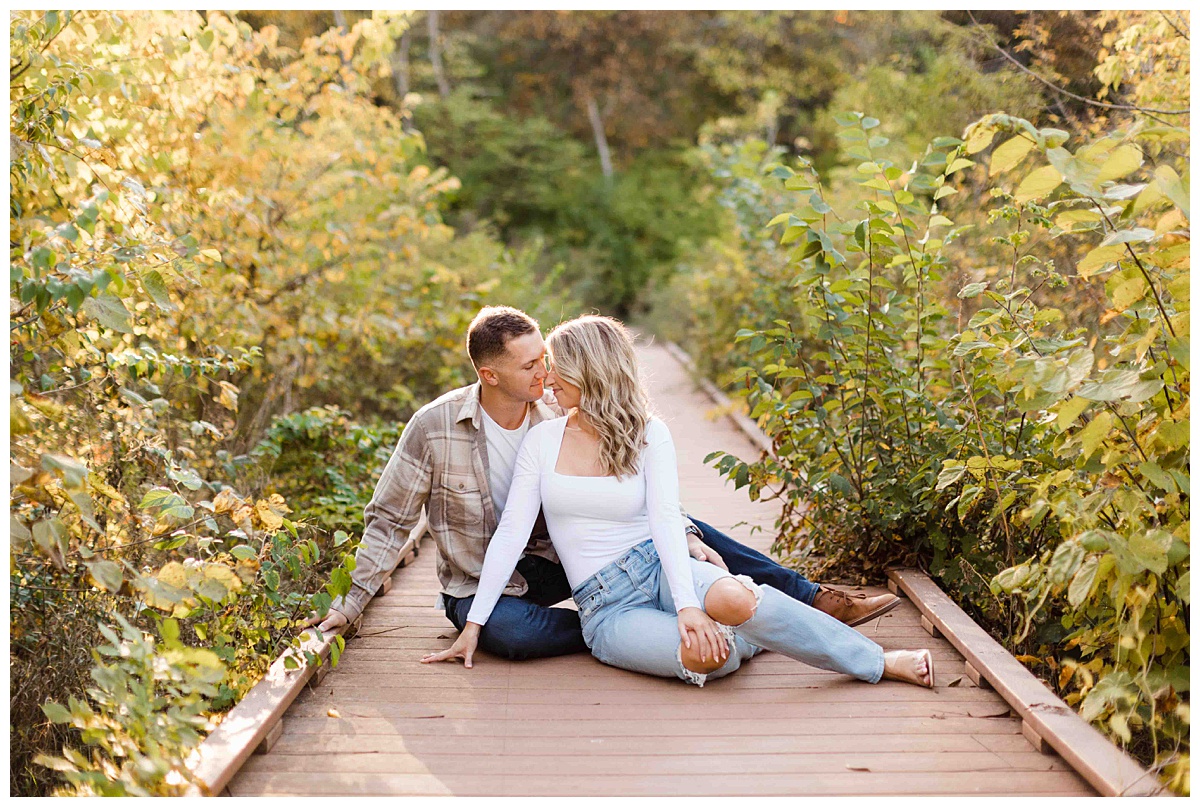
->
xmin=228 ymin=341 xmax=1096 ymax=796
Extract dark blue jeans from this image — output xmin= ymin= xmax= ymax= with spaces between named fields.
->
xmin=443 ymin=517 xmax=821 ymax=660
xmin=689 ymin=517 xmax=821 ymax=606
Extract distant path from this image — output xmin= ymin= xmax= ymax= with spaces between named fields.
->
xmin=227 ymin=340 xmax=1095 ymax=796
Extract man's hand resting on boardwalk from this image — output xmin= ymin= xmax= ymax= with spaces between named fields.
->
xmin=422 ymin=622 xmax=481 ymax=668
xmin=304 ymin=607 xmax=348 ymax=634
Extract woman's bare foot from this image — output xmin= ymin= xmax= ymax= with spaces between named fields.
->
xmin=882 ymin=649 xmax=934 ymax=688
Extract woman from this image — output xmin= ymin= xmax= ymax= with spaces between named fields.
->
xmin=423 ymin=315 xmax=932 ymax=689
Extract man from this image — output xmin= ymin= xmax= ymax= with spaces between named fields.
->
xmin=309 ymin=306 xmax=898 ymax=658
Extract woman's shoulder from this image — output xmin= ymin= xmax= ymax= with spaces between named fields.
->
xmin=645 ymin=417 xmax=673 ymax=443
xmin=523 ymin=416 xmax=566 ymax=446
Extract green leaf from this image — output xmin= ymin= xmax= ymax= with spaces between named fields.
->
xmin=1137 ymin=461 xmax=1177 ymax=493
xmin=41 ymin=701 xmax=73 ymax=724
xmin=142 ymin=270 xmax=176 ymax=311
xmin=1100 ymin=228 xmax=1155 ymax=247
xmin=32 ymin=518 xmax=68 ymax=559
xmin=333 ymin=530 xmax=351 ymax=547
xmin=988 ymin=136 xmax=1035 ymax=176
xmin=80 ymin=293 xmax=132 ymax=333
xmin=86 ymin=560 xmax=123 ymax=592
xmin=230 ymin=545 xmax=257 ymax=560
xmin=1048 ymin=541 xmax=1084 ymax=585
xmin=168 ymin=465 xmax=204 ymax=491
xmin=958 ymin=282 xmax=989 ymax=299
xmin=1068 ymin=557 xmax=1099 ymax=607
xmin=828 ymin=473 xmax=853 ymax=497
xmin=140 ymin=486 xmax=188 ymax=513
xmin=1013 ymin=165 xmax=1062 ymax=204
xmin=1128 ymin=529 xmax=1172 ymax=575
xmin=41 ymin=453 xmax=88 ymax=488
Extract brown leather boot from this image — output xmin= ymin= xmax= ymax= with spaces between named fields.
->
xmin=812 ymin=586 xmax=901 ymax=627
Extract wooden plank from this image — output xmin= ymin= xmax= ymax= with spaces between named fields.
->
xmin=253 ymin=719 xmax=285 ymax=755
xmin=293 ymin=682 xmax=1007 ymax=705
xmin=964 ymin=660 xmax=991 ymax=690
xmin=886 ymin=568 xmax=1168 ymax=797
xmin=273 ymin=715 xmax=1030 ymax=738
xmin=229 ymin=769 xmax=1095 ymax=797
xmin=279 ymin=699 xmax=1016 ymax=721
xmin=663 ymin=340 xmax=773 ymax=455
xmin=1024 ymin=720 xmax=1053 ymax=755
xmin=261 ymin=731 xmax=1041 ymax=758
xmin=241 ymin=750 xmax=1073 ymax=776
xmin=186 ymin=522 xmax=427 ymax=795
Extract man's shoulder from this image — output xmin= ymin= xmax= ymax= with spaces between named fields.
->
xmin=409 ymin=384 xmax=478 ymax=424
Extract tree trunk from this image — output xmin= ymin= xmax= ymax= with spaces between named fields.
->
xmin=427 ymin=10 xmax=450 ymax=98
xmin=393 ymin=27 xmax=411 ymax=100
xmin=585 ymin=94 xmax=614 ymax=181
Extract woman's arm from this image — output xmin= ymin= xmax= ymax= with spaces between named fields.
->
xmin=422 ymin=424 xmax=546 ymax=668
xmin=465 ymin=425 xmax=547 ymax=626
xmin=643 ymin=420 xmax=703 ymax=613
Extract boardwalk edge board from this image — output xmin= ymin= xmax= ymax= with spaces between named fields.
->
xmin=185 ymin=517 xmax=428 ymax=796
xmin=662 ymin=341 xmax=773 ymax=455
xmin=887 ymin=568 xmax=1170 ymax=798
xmin=663 ymin=340 xmax=1167 ymax=798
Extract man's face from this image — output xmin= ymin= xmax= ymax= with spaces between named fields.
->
xmin=480 ymin=331 xmax=547 ymax=403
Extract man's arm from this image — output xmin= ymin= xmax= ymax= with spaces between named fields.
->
xmin=320 ymin=412 xmax=434 ymax=626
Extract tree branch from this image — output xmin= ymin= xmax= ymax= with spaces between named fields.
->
xmin=966 ymin=11 xmax=1190 ymax=116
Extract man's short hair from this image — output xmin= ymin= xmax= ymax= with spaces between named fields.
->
xmin=467 ymin=306 xmax=539 ymax=369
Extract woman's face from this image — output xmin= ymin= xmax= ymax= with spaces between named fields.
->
xmin=545 ymin=356 xmax=581 ymax=410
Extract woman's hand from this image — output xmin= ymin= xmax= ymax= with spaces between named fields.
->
xmin=421 ymin=622 xmax=481 ymax=668
xmin=677 ymin=606 xmax=728 ymax=664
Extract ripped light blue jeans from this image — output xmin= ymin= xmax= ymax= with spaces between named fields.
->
xmin=572 ymin=539 xmax=885 ymax=686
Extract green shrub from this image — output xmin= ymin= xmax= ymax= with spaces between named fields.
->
xmin=706 ymin=112 xmax=1189 ymax=792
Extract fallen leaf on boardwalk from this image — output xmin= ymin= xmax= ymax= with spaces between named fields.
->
xmin=327 ymin=708 xmax=340 ymax=718
xmin=846 ymin=764 xmax=871 ymax=771
xmin=947 ymin=676 xmax=963 ymax=687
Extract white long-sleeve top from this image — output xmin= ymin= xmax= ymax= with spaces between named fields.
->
xmin=466 ymin=416 xmax=702 ymax=625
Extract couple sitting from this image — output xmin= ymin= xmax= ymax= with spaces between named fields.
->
xmin=310 ymin=306 xmax=933 ymax=689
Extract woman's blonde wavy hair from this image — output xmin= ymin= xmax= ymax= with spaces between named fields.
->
xmin=547 ymin=315 xmax=653 ymax=479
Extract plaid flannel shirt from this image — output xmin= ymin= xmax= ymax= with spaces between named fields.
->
xmin=331 ymin=383 xmax=561 ymax=622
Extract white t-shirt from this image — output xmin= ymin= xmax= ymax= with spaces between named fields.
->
xmin=480 ymin=406 xmax=530 ymax=515
xmin=467 ymin=417 xmax=702 ymax=625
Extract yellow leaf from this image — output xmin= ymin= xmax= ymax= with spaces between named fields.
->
xmin=216 ymin=381 xmax=239 ymax=412
xmin=198 ymin=248 xmax=222 ymax=263
xmin=946 ymin=158 xmax=975 ymax=175
xmin=1014 ymin=165 xmax=1062 ymax=204
xmin=212 ymin=488 xmax=242 ymax=515
xmin=1110 ymin=276 xmax=1147 ymax=312
xmin=1095 ymin=144 xmax=1143 ymax=183
xmin=1055 ymin=397 xmax=1090 ymax=433
xmin=1077 ymin=245 xmax=1126 ymax=279
xmin=989 ymin=136 xmax=1035 ymax=176
xmin=255 ymin=499 xmax=284 ymax=532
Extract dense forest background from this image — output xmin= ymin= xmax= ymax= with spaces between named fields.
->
xmin=10 ymin=10 xmax=1189 ymax=795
